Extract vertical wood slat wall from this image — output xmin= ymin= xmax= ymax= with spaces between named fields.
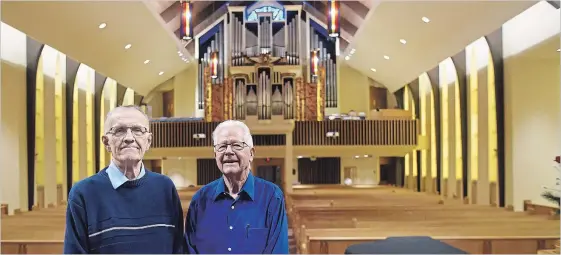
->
xmin=297 ymin=157 xmax=341 ymax=184
xmin=196 ymin=159 xmax=222 ymax=185
xmin=150 ymin=119 xmax=419 ymax=148
xmin=292 ymin=120 xmax=418 ymax=146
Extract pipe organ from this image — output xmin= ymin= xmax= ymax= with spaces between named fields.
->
xmin=196 ymin=1 xmax=339 ymax=121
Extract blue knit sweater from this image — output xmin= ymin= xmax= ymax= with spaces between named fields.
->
xmin=63 ymin=169 xmax=185 ymax=254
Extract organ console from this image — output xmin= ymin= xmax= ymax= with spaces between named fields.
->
xmin=195 ymin=1 xmax=339 ymax=122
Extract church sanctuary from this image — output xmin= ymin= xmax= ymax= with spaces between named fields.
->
xmin=1 ymin=0 xmax=559 ymax=254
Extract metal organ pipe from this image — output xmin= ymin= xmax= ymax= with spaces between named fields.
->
xmin=238 ymin=19 xmax=242 ymax=65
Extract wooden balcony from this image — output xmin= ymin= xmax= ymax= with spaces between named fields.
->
xmin=149 ymin=118 xmax=418 ymax=148
xmin=293 ymin=119 xmax=418 ymax=146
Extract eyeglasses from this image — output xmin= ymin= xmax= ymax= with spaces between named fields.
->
xmin=107 ymin=125 xmax=148 ymax=137
xmin=214 ymin=142 xmax=249 ymax=152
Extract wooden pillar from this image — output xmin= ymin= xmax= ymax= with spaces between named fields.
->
xmin=284 ymin=132 xmax=293 ymax=193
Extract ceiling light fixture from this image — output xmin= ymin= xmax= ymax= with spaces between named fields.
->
xmin=350 ymin=48 xmax=356 ymax=54
xmin=384 ymin=55 xmax=390 ymax=60
xmin=159 ymin=71 xmax=164 ymax=76
xmin=124 ymin=44 xmax=132 ymax=49
xmin=370 ymin=68 xmax=376 ymax=72
xmin=345 ymin=56 xmax=350 ymax=61
xmin=98 ymin=23 xmax=107 ymax=29
xmin=144 ymin=60 xmax=150 ymax=64
xmin=422 ymin=16 xmax=430 ymax=23
xmin=557 ymin=48 xmax=560 ymax=52
xmin=400 ymin=39 xmax=407 ymax=44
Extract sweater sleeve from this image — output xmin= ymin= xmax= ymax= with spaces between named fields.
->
xmin=63 ymin=198 xmax=89 ymax=254
xmin=171 ymin=186 xmax=187 ymax=254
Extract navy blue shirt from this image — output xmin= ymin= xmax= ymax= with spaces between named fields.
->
xmin=63 ymin=168 xmax=185 ymax=254
xmin=185 ymin=172 xmax=289 ymax=254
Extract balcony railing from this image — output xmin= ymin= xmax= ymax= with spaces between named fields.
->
xmin=149 ymin=118 xmax=418 ymax=148
xmin=292 ymin=120 xmax=418 ymax=146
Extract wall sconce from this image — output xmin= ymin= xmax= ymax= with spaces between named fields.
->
xmin=192 ymin=133 xmax=206 ymax=139
xmin=210 ymin=51 xmax=218 ymax=79
xmin=180 ymin=0 xmax=193 ymax=40
xmin=327 ymin=0 xmax=340 ymax=38
xmin=326 ymin=131 xmax=339 ymax=138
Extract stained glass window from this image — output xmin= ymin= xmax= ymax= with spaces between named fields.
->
xmin=246 ymin=6 xmax=284 ymax=21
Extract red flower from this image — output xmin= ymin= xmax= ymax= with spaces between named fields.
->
xmin=555 ymin=156 xmax=560 ymax=164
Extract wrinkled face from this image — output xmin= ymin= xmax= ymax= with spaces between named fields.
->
xmin=213 ymin=126 xmax=254 ymax=176
xmin=102 ymin=108 xmax=152 ymax=164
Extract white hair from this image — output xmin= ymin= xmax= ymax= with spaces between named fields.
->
xmin=104 ymin=105 xmax=149 ymax=133
xmin=212 ymin=120 xmax=254 ymax=148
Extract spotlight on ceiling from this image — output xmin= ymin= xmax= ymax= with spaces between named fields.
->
xmin=557 ymin=48 xmax=560 ymax=52
xmin=159 ymin=71 xmax=164 ymax=76
xmin=370 ymin=68 xmax=376 ymax=72
xmin=144 ymin=60 xmax=150 ymax=64
xmin=345 ymin=56 xmax=350 ymax=61
xmin=124 ymin=44 xmax=132 ymax=49
xmin=98 ymin=23 xmax=107 ymax=29
xmin=400 ymin=39 xmax=407 ymax=44
xmin=384 ymin=55 xmax=390 ymax=60
xmin=422 ymin=16 xmax=430 ymax=23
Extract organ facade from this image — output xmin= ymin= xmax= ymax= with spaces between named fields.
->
xmin=194 ymin=1 xmax=339 ymax=122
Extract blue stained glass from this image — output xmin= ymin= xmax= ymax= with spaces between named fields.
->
xmin=247 ymin=6 xmax=284 ymax=21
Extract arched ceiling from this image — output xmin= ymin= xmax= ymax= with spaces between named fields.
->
xmin=1 ymin=0 xmax=539 ymax=96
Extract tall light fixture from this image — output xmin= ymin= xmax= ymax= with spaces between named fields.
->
xmin=327 ymin=0 xmax=340 ymax=38
xmin=310 ymin=49 xmax=319 ymax=77
xmin=210 ymin=51 xmax=219 ymax=79
xmin=180 ymin=0 xmax=193 ymax=40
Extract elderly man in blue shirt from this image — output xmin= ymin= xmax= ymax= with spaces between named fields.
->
xmin=185 ymin=120 xmax=289 ymax=254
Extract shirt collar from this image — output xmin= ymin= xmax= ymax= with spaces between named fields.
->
xmin=106 ymin=160 xmax=146 ymax=189
xmin=214 ymin=171 xmax=255 ymax=201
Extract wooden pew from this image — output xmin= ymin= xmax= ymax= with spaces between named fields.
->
xmin=1 ymin=204 xmax=7 ymax=215
xmin=1 ymin=196 xmax=194 ymax=254
xmin=285 ymin=186 xmax=560 ymax=254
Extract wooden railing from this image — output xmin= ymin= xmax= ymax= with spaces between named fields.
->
xmin=293 ymin=119 xmax=418 ymax=146
xmin=149 ymin=119 xmax=419 ymax=148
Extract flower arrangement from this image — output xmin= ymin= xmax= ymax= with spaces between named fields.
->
xmin=541 ymin=156 xmax=560 ymax=214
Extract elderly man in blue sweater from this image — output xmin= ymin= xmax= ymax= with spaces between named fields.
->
xmin=185 ymin=120 xmax=289 ymax=254
xmin=63 ymin=106 xmax=185 ymax=254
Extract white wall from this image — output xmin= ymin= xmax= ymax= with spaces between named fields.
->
xmin=0 ymin=22 xmax=29 ymax=214
xmin=503 ymin=1 xmax=560 ymax=211
xmin=163 ymin=158 xmax=198 ymax=188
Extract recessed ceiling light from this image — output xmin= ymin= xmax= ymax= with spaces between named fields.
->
xmin=98 ymin=23 xmax=107 ymax=29
xmin=422 ymin=17 xmax=430 ymax=23
xmin=370 ymin=68 xmax=376 ymax=72
xmin=345 ymin=56 xmax=350 ymax=61
xmin=144 ymin=60 xmax=150 ymax=64
xmin=158 ymin=71 xmax=164 ymax=76
xmin=557 ymin=48 xmax=560 ymax=52
xmin=400 ymin=39 xmax=407 ymax=44
xmin=384 ymin=55 xmax=390 ymax=60
xmin=350 ymin=48 xmax=356 ymax=54
xmin=124 ymin=44 xmax=132 ymax=49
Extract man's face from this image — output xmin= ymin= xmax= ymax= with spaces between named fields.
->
xmin=214 ymin=127 xmax=254 ymax=176
xmin=102 ymin=108 xmax=152 ymax=164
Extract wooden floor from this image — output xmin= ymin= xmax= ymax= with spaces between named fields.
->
xmin=1 ymin=185 xmax=559 ymax=254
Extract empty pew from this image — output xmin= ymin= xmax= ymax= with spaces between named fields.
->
xmin=285 ymin=186 xmax=560 ymax=254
